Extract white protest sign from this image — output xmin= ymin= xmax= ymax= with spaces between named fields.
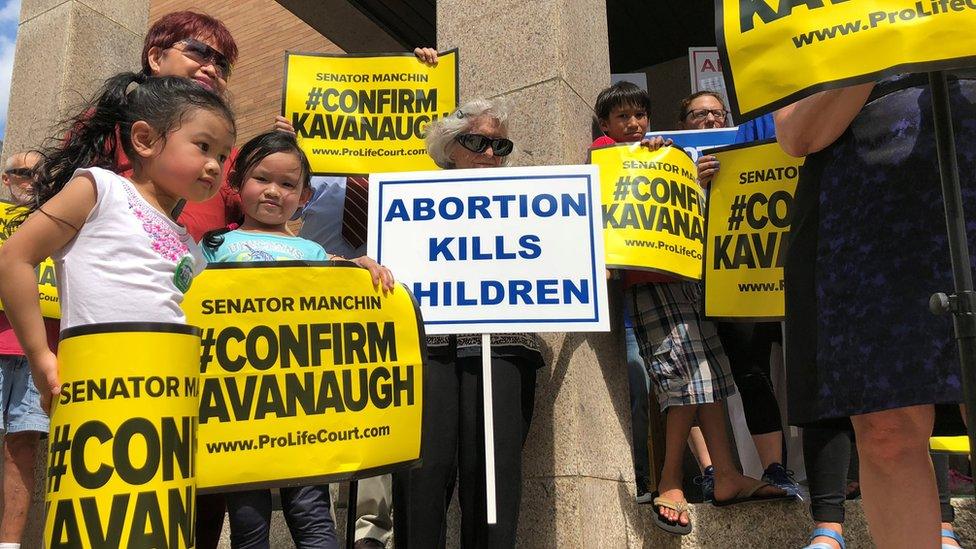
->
xmin=689 ymin=47 xmax=734 ymax=126
xmin=368 ymin=165 xmax=610 ymax=335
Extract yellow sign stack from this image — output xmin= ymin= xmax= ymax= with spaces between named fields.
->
xmin=45 ymin=325 xmax=200 ymax=548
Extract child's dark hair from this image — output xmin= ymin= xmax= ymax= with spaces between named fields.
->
xmin=594 ymin=81 xmax=652 ymax=121
xmin=8 ymin=72 xmax=236 ymax=232
xmin=202 ymin=131 xmax=312 ymax=251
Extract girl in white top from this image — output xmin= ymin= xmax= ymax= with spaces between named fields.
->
xmin=0 ymin=72 xmax=236 ymax=413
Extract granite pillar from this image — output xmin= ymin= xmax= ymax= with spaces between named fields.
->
xmin=436 ymin=1 xmax=646 ymax=546
xmin=2 ymin=0 xmax=149 ymax=164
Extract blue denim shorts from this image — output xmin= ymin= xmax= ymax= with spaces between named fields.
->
xmin=0 ymin=355 xmax=49 ymax=434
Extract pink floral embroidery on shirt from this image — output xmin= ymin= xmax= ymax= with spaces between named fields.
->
xmin=123 ymin=184 xmax=189 ymax=262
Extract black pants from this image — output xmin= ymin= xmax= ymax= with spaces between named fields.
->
xmin=802 ymin=424 xmax=954 ymax=523
xmin=716 ymin=321 xmax=783 ymax=435
xmin=226 ymin=485 xmax=338 ymax=549
xmin=196 ymin=493 xmax=226 ymax=549
xmin=393 ymin=353 xmax=538 ymax=549
xmin=624 ymin=296 xmax=650 ymax=487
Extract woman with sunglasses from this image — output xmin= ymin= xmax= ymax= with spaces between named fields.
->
xmin=392 ymin=98 xmax=541 ymax=549
xmin=129 ymin=11 xmax=242 ymax=244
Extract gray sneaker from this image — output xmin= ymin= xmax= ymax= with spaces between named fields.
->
xmin=636 ymin=479 xmax=653 ymax=504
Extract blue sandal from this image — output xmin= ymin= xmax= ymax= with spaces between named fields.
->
xmin=803 ymin=527 xmax=845 ymax=549
xmin=942 ymin=528 xmax=961 ymax=549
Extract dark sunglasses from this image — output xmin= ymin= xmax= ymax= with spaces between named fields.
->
xmin=171 ymin=38 xmax=232 ymax=78
xmin=455 ymin=133 xmax=514 ymax=156
xmin=4 ymin=168 xmax=32 ymax=178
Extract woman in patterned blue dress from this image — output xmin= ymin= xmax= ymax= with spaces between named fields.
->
xmin=776 ymin=73 xmax=976 ymax=548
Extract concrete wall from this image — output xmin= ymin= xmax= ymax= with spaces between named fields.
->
xmin=1 ymin=0 xmax=149 ymax=164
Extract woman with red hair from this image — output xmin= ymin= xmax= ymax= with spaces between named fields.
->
xmin=125 ymin=11 xmax=243 ymax=243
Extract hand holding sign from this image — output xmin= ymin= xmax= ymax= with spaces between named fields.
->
xmin=182 ymin=263 xmax=425 ymax=492
xmin=591 ymin=144 xmax=705 ymax=279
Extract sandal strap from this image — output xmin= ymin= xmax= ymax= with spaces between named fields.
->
xmin=652 ymin=497 xmax=689 ymax=513
xmin=941 ymin=528 xmax=959 ymax=542
xmin=807 ymin=527 xmax=845 ymax=549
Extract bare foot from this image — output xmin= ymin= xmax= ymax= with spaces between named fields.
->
xmin=654 ymin=486 xmax=690 ymax=526
xmin=712 ymin=472 xmax=786 ymax=503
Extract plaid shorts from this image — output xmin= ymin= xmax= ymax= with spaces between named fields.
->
xmin=631 ymin=281 xmax=736 ymax=410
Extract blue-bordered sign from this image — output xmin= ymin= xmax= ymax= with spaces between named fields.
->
xmin=368 ymin=165 xmax=609 ymax=335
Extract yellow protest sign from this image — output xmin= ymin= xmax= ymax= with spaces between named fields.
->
xmin=718 ymin=0 xmax=976 ymax=119
xmin=0 ymin=202 xmax=60 ymax=319
xmin=590 ymin=144 xmax=705 ymax=280
xmin=45 ymin=324 xmax=200 ymax=549
xmin=704 ymin=140 xmax=804 ymax=319
xmin=282 ymin=50 xmax=458 ymax=175
xmin=182 ymin=262 xmax=425 ymax=492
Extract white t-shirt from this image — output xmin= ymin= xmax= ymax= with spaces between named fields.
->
xmin=53 ymin=167 xmax=204 ymax=329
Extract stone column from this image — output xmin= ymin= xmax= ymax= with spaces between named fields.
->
xmin=438 ymin=2 xmax=657 ymax=546
xmin=1 ymin=0 xmax=150 ymax=163
xmin=1 ymin=1 xmax=149 ymax=544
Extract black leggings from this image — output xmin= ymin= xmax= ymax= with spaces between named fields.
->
xmin=716 ymin=321 xmax=783 ymax=435
xmin=803 ymin=423 xmax=954 ymax=523
xmin=392 ymin=352 xmax=538 ymax=549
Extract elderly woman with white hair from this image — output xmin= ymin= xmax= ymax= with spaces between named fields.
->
xmin=392 ymin=98 xmax=543 ymax=549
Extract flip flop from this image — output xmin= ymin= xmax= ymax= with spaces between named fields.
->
xmin=804 ymin=527 xmax=846 ymax=549
xmin=712 ymin=480 xmax=795 ymax=507
xmin=942 ymin=528 xmax=961 ymax=549
xmin=651 ymin=491 xmax=692 ymax=535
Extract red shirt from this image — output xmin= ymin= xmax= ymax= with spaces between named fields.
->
xmin=590 ymin=135 xmax=676 ymax=287
xmin=0 ymin=314 xmax=60 ymax=355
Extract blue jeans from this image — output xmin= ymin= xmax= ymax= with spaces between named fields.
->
xmin=624 ymin=292 xmax=651 ymax=486
xmin=226 ymin=484 xmax=337 ymax=549
xmin=0 ymin=355 xmax=48 ymax=434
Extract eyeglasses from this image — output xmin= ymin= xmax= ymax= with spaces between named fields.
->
xmin=455 ymin=134 xmax=514 ymax=156
xmin=4 ymin=168 xmax=32 ymax=178
xmin=684 ymin=109 xmax=729 ymax=122
xmin=171 ymin=38 xmax=232 ymax=79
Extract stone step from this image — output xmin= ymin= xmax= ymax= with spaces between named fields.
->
xmin=213 ymin=490 xmax=975 ymax=548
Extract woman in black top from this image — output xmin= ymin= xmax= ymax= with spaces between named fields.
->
xmin=776 ymin=74 xmax=976 ymax=548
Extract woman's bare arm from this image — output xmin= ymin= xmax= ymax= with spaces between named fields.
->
xmin=774 ymin=83 xmax=875 ymax=157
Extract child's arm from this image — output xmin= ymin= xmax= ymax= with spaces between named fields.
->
xmin=0 ymin=174 xmax=96 ymax=412
xmin=349 ymin=256 xmax=395 ymax=292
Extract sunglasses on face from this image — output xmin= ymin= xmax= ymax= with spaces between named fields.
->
xmin=171 ymin=38 xmax=232 ymax=78
xmin=4 ymin=168 xmax=32 ymax=178
xmin=685 ymin=108 xmax=729 ymax=122
xmin=455 ymin=133 xmax=514 ymax=156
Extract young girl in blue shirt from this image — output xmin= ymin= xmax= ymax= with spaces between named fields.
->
xmin=202 ymin=131 xmax=393 ymax=548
